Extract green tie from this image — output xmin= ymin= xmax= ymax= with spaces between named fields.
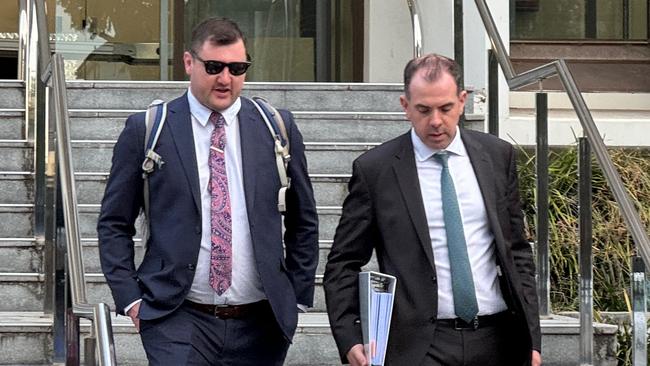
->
xmin=434 ymin=152 xmax=479 ymax=322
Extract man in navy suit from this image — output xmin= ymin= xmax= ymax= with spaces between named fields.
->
xmin=98 ymin=17 xmax=318 ymax=365
xmin=324 ymin=54 xmax=541 ymax=366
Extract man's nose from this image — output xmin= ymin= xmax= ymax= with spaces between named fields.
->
xmin=429 ymin=110 xmax=443 ymax=127
xmin=216 ymin=68 xmax=232 ymax=82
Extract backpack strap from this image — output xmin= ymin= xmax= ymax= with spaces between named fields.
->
xmin=248 ymin=96 xmax=291 ymax=213
xmin=141 ymin=99 xmax=167 ymax=245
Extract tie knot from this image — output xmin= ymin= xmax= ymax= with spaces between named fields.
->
xmin=433 ymin=152 xmax=449 ymax=167
xmin=209 ymin=112 xmax=226 ymax=129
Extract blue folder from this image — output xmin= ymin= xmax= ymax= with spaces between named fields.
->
xmin=359 ymin=271 xmax=397 ymax=366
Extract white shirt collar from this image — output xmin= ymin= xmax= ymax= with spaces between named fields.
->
xmin=186 ymin=88 xmax=241 ymax=127
xmin=411 ymin=126 xmax=467 ymax=162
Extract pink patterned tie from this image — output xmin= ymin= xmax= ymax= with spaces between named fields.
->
xmin=208 ymin=112 xmax=232 ymax=295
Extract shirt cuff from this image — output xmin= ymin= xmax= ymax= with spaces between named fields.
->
xmin=124 ymin=299 xmax=142 ymax=315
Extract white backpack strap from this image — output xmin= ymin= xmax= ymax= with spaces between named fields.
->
xmin=249 ymin=97 xmax=291 ymax=213
xmin=141 ymin=99 xmax=167 ymax=247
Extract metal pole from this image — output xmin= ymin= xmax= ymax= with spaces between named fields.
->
xmin=487 ymin=49 xmax=499 ymax=136
xmin=160 ymin=0 xmax=169 ymax=80
xmin=536 ymin=92 xmax=550 ymax=316
xmin=632 ymin=256 xmax=647 ymax=366
xmin=578 ymin=137 xmax=593 ymax=366
xmin=622 ymin=0 xmax=630 ymax=40
xmin=315 ymin=1 xmax=331 ymax=81
xmin=454 ymin=0 xmax=464 ymax=89
xmin=585 ymin=0 xmax=597 ymax=39
xmin=406 ymin=0 xmax=423 ymax=58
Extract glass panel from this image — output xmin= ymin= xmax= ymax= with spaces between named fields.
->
xmin=55 ymin=0 xmax=162 ymax=80
xmin=0 ymin=0 xmax=359 ymax=81
xmin=184 ymin=0 xmax=316 ymax=82
xmin=512 ymin=0 xmax=648 ymax=40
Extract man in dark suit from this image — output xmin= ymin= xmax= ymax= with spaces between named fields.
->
xmin=97 ymin=17 xmax=318 ymax=365
xmin=324 ymin=54 xmax=541 ymax=366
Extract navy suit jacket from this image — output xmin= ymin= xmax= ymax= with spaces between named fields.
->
xmin=98 ymin=94 xmax=319 ymax=340
xmin=324 ymin=130 xmax=541 ymax=365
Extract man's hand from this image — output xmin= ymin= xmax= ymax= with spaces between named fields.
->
xmin=531 ymin=350 xmax=542 ymax=366
xmin=127 ymin=301 xmax=141 ymax=331
xmin=346 ymin=344 xmax=368 ymax=366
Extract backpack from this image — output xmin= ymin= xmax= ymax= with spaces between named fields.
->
xmin=139 ymin=97 xmax=291 ymax=243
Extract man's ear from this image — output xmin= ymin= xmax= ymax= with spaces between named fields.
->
xmin=183 ymin=51 xmax=193 ymax=76
xmin=458 ymin=89 xmax=467 ymax=107
xmin=399 ymin=95 xmax=409 ymax=111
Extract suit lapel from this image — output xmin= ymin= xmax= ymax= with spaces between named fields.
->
xmin=392 ymin=134 xmax=436 ymax=271
xmin=238 ymin=98 xmax=260 ymax=216
xmin=166 ymin=94 xmax=201 ymax=212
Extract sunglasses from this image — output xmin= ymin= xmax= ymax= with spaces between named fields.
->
xmin=190 ymin=50 xmax=251 ymax=76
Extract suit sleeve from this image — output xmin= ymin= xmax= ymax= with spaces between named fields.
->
xmin=505 ymin=145 xmax=542 ymax=351
xmin=281 ymin=110 xmax=319 ymax=307
xmin=97 ymin=114 xmax=146 ymax=314
xmin=323 ymin=159 xmax=378 ymax=363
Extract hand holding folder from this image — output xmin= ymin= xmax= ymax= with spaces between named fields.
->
xmin=359 ymin=272 xmax=397 ymax=366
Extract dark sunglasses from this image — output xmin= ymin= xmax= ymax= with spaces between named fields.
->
xmin=190 ymin=50 xmax=251 ymax=76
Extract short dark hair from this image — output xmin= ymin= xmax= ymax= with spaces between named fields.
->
xmin=189 ymin=17 xmax=245 ymax=53
xmin=403 ymin=54 xmax=462 ymax=98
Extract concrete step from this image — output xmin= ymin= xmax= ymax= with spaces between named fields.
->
xmin=0 ymin=110 xmax=25 ymax=140
xmin=72 ymin=173 xmax=349 ymax=207
xmin=0 ymin=312 xmax=618 ymax=366
xmin=0 ymin=81 xmax=24 ymax=109
xmin=0 ymin=206 xmax=33 ymax=237
xmin=0 ymin=173 xmax=33 ymax=204
xmin=69 ymin=110 xmax=411 ymax=143
xmin=67 ymin=142 xmax=372 ymax=175
xmin=0 ymin=239 xmax=41 ymax=273
xmin=65 ymin=82 xmax=404 ymax=112
xmin=0 ymin=274 xmax=43 ymax=311
xmin=0 ymin=206 xmax=340 ymax=242
xmin=0 ymin=142 xmax=32 ymax=172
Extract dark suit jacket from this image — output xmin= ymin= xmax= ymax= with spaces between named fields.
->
xmin=97 ymin=94 xmax=318 ymax=341
xmin=324 ymin=129 xmax=541 ymax=365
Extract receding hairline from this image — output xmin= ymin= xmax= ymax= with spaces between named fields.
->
xmin=403 ymin=54 xmax=463 ymax=98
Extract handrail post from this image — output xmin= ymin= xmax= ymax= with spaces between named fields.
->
xmin=487 ymin=49 xmax=499 ymax=136
xmin=632 ymin=256 xmax=647 ymax=366
xmin=578 ymin=137 xmax=593 ymax=366
xmin=405 ymin=0 xmax=423 ymax=57
xmin=536 ymin=92 xmax=550 ymax=316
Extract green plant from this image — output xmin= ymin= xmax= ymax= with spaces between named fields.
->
xmin=516 ymin=146 xmax=650 ymax=312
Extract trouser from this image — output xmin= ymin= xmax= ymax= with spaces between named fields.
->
xmin=419 ymin=312 xmax=524 ymax=366
xmin=139 ymin=301 xmax=290 ymax=366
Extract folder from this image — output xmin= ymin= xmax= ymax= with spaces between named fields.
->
xmin=359 ymin=271 xmax=397 ymax=366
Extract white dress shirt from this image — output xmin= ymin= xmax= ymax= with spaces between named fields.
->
xmin=183 ymin=89 xmax=266 ymax=305
xmin=411 ymin=127 xmax=507 ymax=319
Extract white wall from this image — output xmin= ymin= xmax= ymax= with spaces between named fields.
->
xmin=364 ymin=0 xmax=510 ymax=126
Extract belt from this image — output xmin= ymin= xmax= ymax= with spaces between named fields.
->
xmin=435 ymin=311 xmax=510 ymax=330
xmin=184 ymin=300 xmax=270 ymax=319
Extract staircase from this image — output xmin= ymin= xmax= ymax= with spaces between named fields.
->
xmin=0 ymin=81 xmax=621 ymax=365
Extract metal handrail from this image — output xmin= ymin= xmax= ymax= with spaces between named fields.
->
xmin=51 ymin=51 xmax=116 ymax=366
xmin=474 ymin=0 xmax=650 ymax=269
xmin=406 ymin=0 xmax=423 ymax=57
xmin=32 ymin=0 xmax=117 ymax=363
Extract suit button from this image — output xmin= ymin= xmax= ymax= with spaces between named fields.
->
xmin=431 ymin=275 xmax=436 ymax=282
xmin=187 ymin=264 xmax=195 ymax=271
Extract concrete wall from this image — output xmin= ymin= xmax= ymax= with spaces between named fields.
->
xmin=364 ymin=0 xmax=510 ymax=127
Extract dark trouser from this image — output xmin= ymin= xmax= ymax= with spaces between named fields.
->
xmin=420 ymin=312 xmax=522 ymax=366
xmin=139 ymin=301 xmax=290 ymax=366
